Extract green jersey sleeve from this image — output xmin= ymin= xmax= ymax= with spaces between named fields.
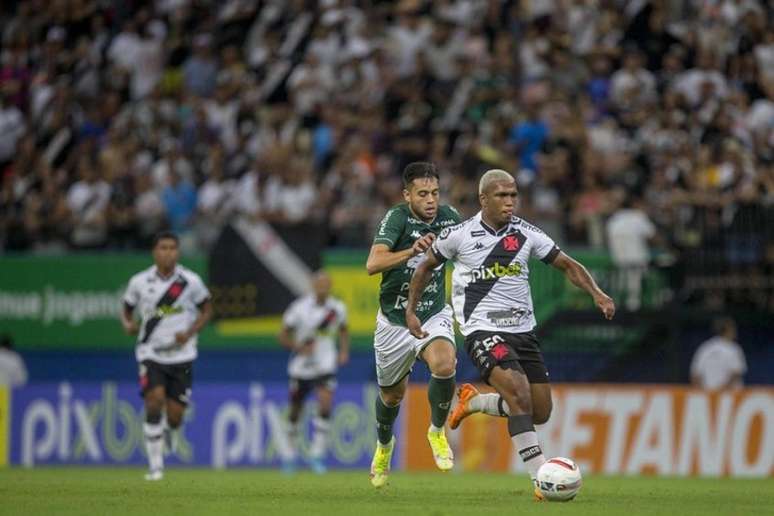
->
xmin=372 ymin=206 xmax=405 ymax=249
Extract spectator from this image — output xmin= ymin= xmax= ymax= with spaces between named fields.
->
xmin=263 ymin=158 xmax=317 ymax=225
xmin=0 ymin=93 xmax=25 ymax=167
xmin=183 ymin=34 xmax=218 ymax=98
xmin=690 ymin=318 xmax=747 ymax=390
xmin=161 ymin=169 xmax=197 ymax=236
xmin=508 ymin=103 xmax=549 ymax=176
xmin=66 ymin=156 xmax=111 ymax=249
xmin=606 ymin=195 xmax=656 ymax=311
xmin=196 ymin=148 xmax=235 ymax=249
xmin=134 ymin=171 xmax=167 ymax=247
xmin=0 ymin=335 xmax=27 ymax=387
xmin=0 ymin=0 xmax=770 ymax=315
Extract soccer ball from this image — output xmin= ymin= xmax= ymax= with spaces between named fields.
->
xmin=536 ymin=457 xmax=582 ymax=501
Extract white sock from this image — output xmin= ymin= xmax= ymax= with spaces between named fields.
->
xmin=144 ymin=422 xmax=164 ymax=472
xmin=512 ymin=430 xmax=546 ymax=479
xmin=310 ymin=417 xmax=330 ymax=460
xmin=428 ymin=423 xmax=443 ymax=433
xmin=468 ymin=393 xmax=510 ymax=417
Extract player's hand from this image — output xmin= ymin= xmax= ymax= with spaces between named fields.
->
xmin=411 ymin=233 xmax=435 ymax=256
xmin=406 ymin=312 xmax=428 ymax=339
xmin=122 ymin=320 xmax=139 ymax=336
xmin=174 ymin=331 xmax=192 ymax=345
xmin=595 ymin=293 xmax=616 ymax=320
xmin=337 ymin=350 xmax=349 ymax=366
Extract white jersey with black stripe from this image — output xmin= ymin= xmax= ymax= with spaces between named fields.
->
xmin=123 ymin=265 xmax=211 ymax=364
xmin=282 ymin=295 xmax=347 ymax=379
xmin=431 ymin=212 xmax=560 ymax=336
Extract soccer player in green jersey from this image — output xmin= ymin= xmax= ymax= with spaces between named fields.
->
xmin=365 ymin=162 xmax=461 ymax=487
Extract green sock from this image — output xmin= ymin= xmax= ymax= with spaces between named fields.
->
xmin=375 ymin=395 xmax=400 ymax=445
xmin=428 ymin=374 xmax=455 ymax=429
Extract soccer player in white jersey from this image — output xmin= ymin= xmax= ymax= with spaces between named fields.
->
xmin=278 ymin=271 xmax=350 ymax=474
xmin=406 ymin=170 xmax=615 ymax=500
xmin=121 ymin=231 xmax=212 ymax=481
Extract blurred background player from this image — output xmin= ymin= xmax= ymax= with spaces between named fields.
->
xmin=0 ymin=334 xmax=27 ymax=387
xmin=407 ymin=169 xmax=615 ymax=500
xmin=365 ymin=162 xmax=461 ymax=487
xmin=121 ymin=231 xmax=212 ymax=480
xmin=691 ymin=317 xmax=747 ymax=390
xmin=278 ymin=271 xmax=349 ymax=474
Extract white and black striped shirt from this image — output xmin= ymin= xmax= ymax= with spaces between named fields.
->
xmin=432 ymin=212 xmax=559 ymax=336
xmin=123 ymin=265 xmax=210 ymax=364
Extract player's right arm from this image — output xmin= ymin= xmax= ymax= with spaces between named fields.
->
xmin=121 ymin=303 xmax=139 ymax=335
xmin=366 ymin=206 xmax=434 ymax=275
xmin=366 ymin=238 xmax=434 ymax=276
xmin=405 ymin=249 xmax=443 ymax=338
xmin=406 ymin=224 xmax=460 ymax=338
xmin=121 ymin=277 xmax=140 ymax=336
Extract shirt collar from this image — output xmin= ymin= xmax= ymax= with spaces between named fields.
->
xmin=153 ymin=265 xmax=179 ymax=281
xmin=476 ymin=211 xmax=511 ymax=236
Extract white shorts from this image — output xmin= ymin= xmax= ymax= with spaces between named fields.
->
xmin=373 ymin=305 xmax=456 ymax=387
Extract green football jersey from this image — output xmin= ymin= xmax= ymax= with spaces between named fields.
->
xmin=372 ymin=203 xmax=461 ymax=326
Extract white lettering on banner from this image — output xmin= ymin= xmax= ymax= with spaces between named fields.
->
xmin=558 ymin=391 xmax=599 ymax=473
xmin=730 ymin=393 xmax=774 ymax=477
xmin=22 ymin=401 xmax=57 ymax=466
xmin=249 ymin=385 xmax=264 ymax=462
xmin=211 ymin=388 xmax=296 ymax=469
xmin=212 ymin=402 xmax=248 ymax=469
xmin=626 ymin=394 xmax=674 ymax=475
xmin=58 ymin=383 xmax=71 ymax=459
xmin=502 ymin=388 xmax=773 ymax=477
xmin=0 ymin=288 xmax=123 ymax=325
xmin=43 ymin=287 xmax=124 ymax=325
xmin=602 ymin=392 xmax=644 ymax=474
xmin=73 ymin=401 xmax=102 ymax=461
xmin=675 ymin=393 xmax=733 ymax=476
xmin=0 ymin=291 xmax=41 ymax=318
xmin=17 ymin=382 xmax=377 ymax=468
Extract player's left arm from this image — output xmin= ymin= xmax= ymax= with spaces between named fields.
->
xmin=336 ymin=303 xmax=350 ymax=366
xmin=337 ymin=324 xmax=350 ymax=366
xmin=175 ymin=299 xmax=213 ymax=344
xmin=551 ymin=252 xmax=615 ymax=320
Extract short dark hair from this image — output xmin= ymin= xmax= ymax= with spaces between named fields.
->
xmin=402 ymin=162 xmax=439 ymax=189
xmin=713 ymin=317 xmax=736 ymax=336
xmin=152 ymin=231 xmax=179 ymax=248
xmin=0 ymin=334 xmax=13 ymax=350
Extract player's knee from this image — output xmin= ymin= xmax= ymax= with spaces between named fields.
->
xmin=380 ymin=390 xmax=404 ymax=407
xmin=167 ymin=412 xmax=184 ymax=429
xmin=533 ymin=401 xmax=552 ymax=425
xmin=145 ymin=409 xmax=162 ymax=424
xmin=144 ymin=398 xmax=164 ymax=419
xmin=288 ymin=403 xmax=302 ymax=423
xmin=431 ymin=358 xmax=456 ymax=379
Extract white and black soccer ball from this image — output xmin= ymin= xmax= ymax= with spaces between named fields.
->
xmin=536 ymin=457 xmax=582 ymax=501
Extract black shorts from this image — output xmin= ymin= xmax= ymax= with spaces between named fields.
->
xmin=289 ymin=374 xmax=337 ymax=404
xmin=464 ymin=330 xmax=549 ymax=385
xmin=138 ymin=360 xmax=193 ymax=406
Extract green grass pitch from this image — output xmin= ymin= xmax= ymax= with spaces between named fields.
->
xmin=1 ymin=468 xmax=772 ymax=516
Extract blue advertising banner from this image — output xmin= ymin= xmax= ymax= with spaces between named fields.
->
xmin=10 ymin=382 xmax=395 ymax=469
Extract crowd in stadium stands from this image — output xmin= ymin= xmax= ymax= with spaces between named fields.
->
xmin=0 ymin=0 xmax=772 ymax=307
